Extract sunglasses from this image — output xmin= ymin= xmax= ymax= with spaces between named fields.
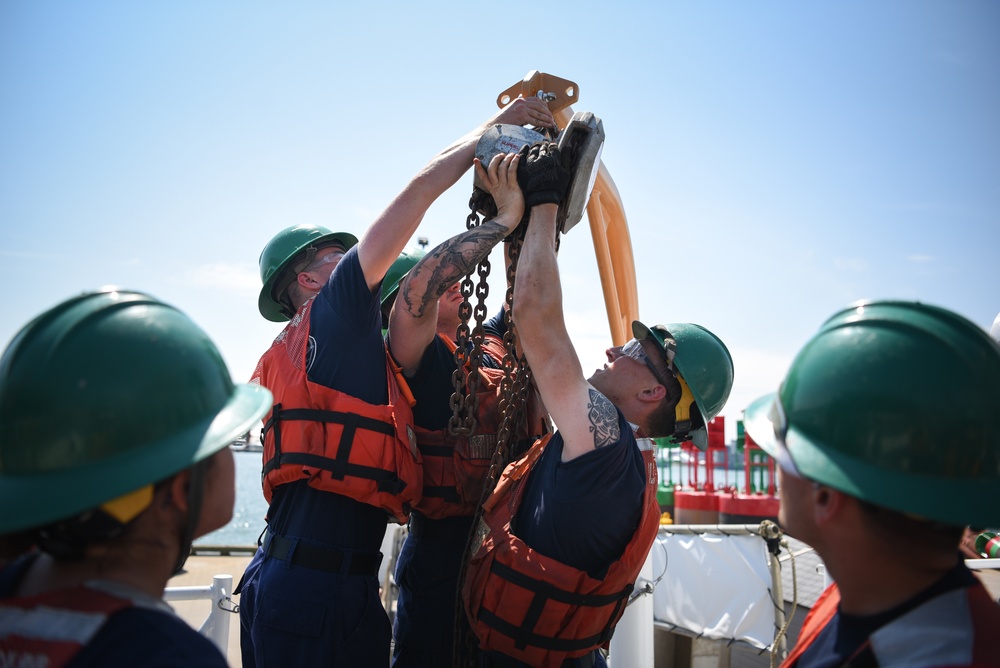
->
xmin=620 ymin=338 xmax=673 ymax=389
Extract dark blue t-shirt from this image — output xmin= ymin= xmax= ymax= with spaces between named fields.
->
xmin=69 ymin=607 xmax=229 ymax=667
xmin=266 ymin=246 xmax=389 ymax=550
xmin=306 ymin=246 xmax=387 ymax=404
xmin=399 ymin=309 xmax=506 ymax=431
xmin=514 ymin=408 xmax=645 ymax=578
xmin=481 ymin=408 xmax=641 ymax=667
xmin=0 ymin=553 xmax=228 ymax=668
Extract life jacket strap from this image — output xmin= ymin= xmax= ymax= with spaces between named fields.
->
xmin=480 ymin=559 xmax=633 ymax=652
xmin=262 ymin=404 xmax=406 ymax=494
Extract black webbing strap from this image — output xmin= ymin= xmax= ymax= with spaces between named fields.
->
xmin=479 ymin=560 xmax=633 ymax=652
xmin=416 ymin=443 xmax=459 ymax=501
xmin=417 ymin=443 xmax=455 ymax=458
xmin=261 ymin=404 xmax=406 ymax=494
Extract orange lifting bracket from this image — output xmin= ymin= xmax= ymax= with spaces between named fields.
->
xmin=493 ymin=71 xmax=639 ymax=346
xmin=495 ymin=71 xmax=579 ymax=115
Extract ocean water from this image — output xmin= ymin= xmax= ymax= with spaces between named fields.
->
xmin=193 ymin=448 xmax=769 ymax=548
xmin=195 ymin=450 xmax=269 ymax=547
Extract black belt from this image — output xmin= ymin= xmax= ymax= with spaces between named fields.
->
xmin=262 ymin=529 xmax=382 ymax=577
xmin=408 ymin=513 xmax=474 ymax=545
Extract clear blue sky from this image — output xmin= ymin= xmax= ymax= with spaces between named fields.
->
xmin=2 ymin=2 xmax=997 ymax=440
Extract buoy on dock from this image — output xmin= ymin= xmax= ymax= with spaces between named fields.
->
xmin=718 ymin=420 xmax=780 ymax=523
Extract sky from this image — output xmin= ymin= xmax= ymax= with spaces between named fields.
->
xmin=2 ymin=1 xmax=998 ymax=442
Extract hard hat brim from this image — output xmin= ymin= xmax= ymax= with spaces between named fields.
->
xmin=0 ymin=384 xmax=273 ymax=534
xmin=744 ymin=391 xmax=1000 ymax=528
xmin=741 ymin=393 xmax=782 ymax=461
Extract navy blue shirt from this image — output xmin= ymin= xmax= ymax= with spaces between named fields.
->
xmin=401 ymin=309 xmax=506 ymax=430
xmin=69 ymin=607 xmax=228 ymax=667
xmin=307 ymin=247 xmax=387 ymax=404
xmin=0 ymin=553 xmax=228 ymax=668
xmin=265 ymin=247 xmax=389 ymax=551
xmin=515 ymin=408 xmax=645 ymax=579
xmin=481 ymin=408 xmax=641 ymax=667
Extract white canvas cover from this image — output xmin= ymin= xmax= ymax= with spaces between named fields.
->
xmin=651 ymin=529 xmax=776 ymax=649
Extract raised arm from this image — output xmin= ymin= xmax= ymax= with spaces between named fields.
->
xmin=512 ymin=145 xmax=618 ymax=462
xmin=389 ymin=153 xmax=524 ymax=375
xmin=355 ymin=97 xmax=554 ymax=292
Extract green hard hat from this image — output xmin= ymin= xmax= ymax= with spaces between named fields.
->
xmin=744 ymin=300 xmax=1000 ymax=528
xmin=380 ymin=248 xmax=427 ymax=309
xmin=0 ymin=289 xmax=273 ymax=534
xmin=633 ymin=321 xmax=734 ymax=444
xmin=258 ymin=224 xmax=358 ymax=322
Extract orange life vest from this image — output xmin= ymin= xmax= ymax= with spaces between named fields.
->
xmin=255 ymin=299 xmax=422 ymax=524
xmin=0 ymin=585 xmax=134 ymax=668
xmin=784 ymin=577 xmax=1000 ymax=667
xmin=461 ymin=434 xmax=660 ymax=667
xmin=413 ymin=334 xmax=550 ymax=519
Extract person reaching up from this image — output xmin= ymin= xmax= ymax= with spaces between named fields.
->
xmin=462 ymin=142 xmax=734 ymax=667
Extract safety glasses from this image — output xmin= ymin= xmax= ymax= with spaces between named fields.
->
xmin=620 ymin=338 xmax=673 ymax=390
xmin=296 ymin=246 xmax=345 ymax=274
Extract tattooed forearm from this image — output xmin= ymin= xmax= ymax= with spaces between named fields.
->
xmin=401 ymin=221 xmax=509 ymax=318
xmin=587 ymin=388 xmax=620 ymax=448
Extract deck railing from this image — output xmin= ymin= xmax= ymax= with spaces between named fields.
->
xmin=164 ymin=574 xmax=234 ymax=653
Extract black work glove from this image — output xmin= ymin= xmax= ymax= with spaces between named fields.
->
xmin=517 ymin=141 xmax=571 ymax=209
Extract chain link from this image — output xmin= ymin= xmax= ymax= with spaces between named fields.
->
xmin=448 ymin=189 xmax=493 ymax=437
xmin=450 ymin=124 xmax=581 ymax=663
xmin=453 ymin=224 xmax=534 ymax=668
xmin=489 ymin=232 xmax=526 ymax=493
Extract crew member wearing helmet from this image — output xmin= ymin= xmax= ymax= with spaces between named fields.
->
xmin=383 ymin=153 xmax=551 ymax=666
xmin=744 ymin=301 xmax=1000 ymax=667
xmin=237 ymin=97 xmax=557 ymax=668
xmin=461 ymin=143 xmax=735 ymax=667
xmin=0 ymin=289 xmax=272 ymax=667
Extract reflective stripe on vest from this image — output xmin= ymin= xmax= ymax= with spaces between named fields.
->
xmin=0 ymin=585 xmax=134 ymax=668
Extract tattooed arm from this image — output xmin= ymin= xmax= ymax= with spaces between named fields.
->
xmin=513 ymin=202 xmax=620 ymax=461
xmin=387 ymin=153 xmax=523 ymax=376
xmin=585 ymin=387 xmax=622 ymax=448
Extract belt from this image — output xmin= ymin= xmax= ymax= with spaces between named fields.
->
xmin=262 ymin=529 xmax=382 ymax=577
xmin=409 ymin=513 xmax=474 ymax=545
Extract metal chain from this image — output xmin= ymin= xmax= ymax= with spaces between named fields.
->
xmin=448 ymin=189 xmax=492 ymax=437
xmin=218 ymin=596 xmax=239 ymax=614
xmin=465 ymin=239 xmax=492 ymax=422
xmin=491 ymin=233 xmax=527 ymax=490
xmin=453 ymin=228 xmax=532 ymax=668
xmin=451 ymin=125 xmax=573 ymax=664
